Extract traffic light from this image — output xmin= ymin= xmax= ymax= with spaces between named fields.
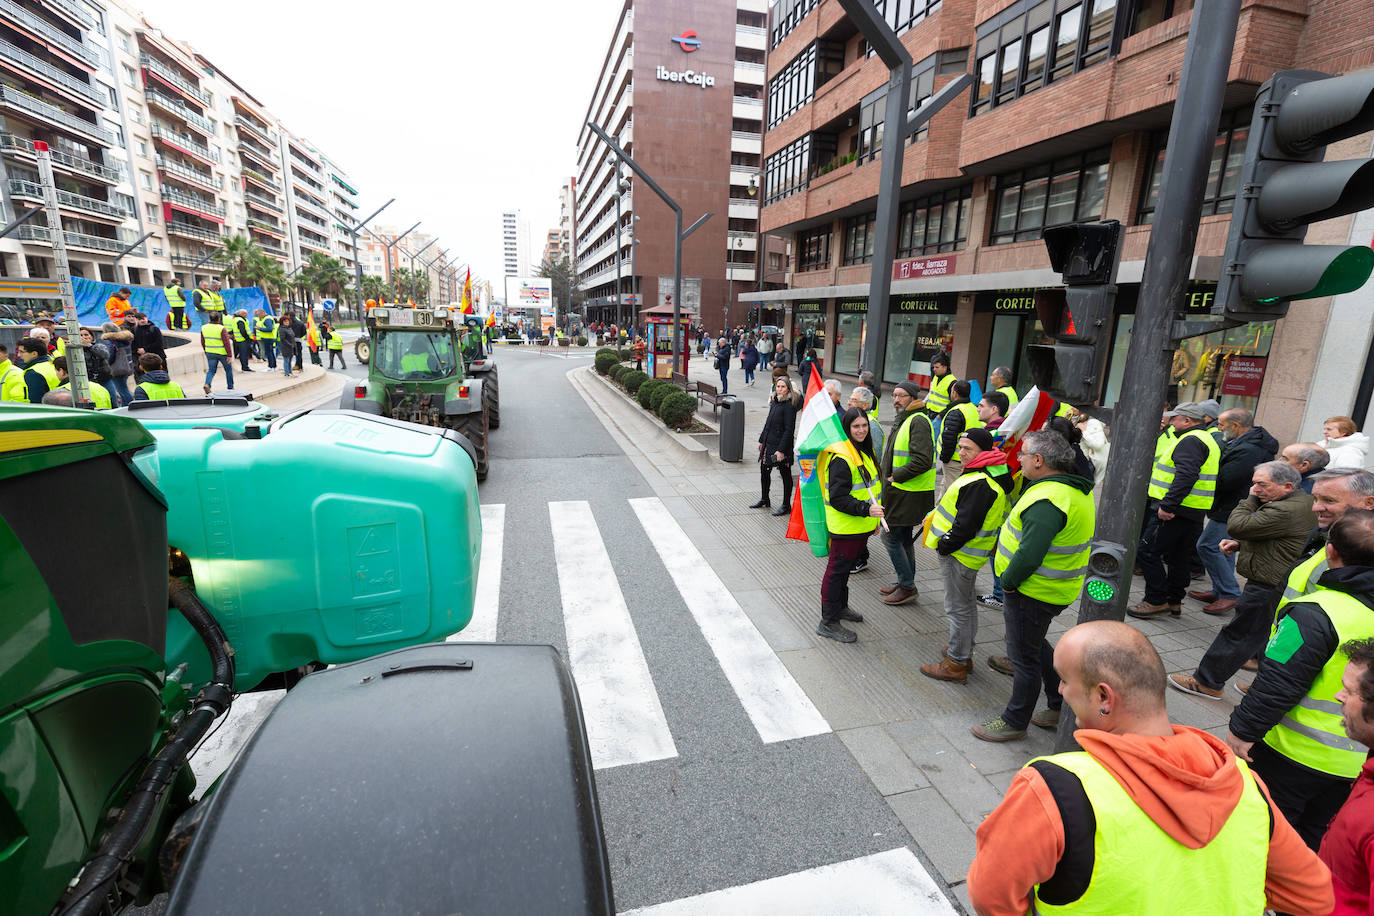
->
xmin=1215 ymin=69 xmax=1374 ymax=321
xmin=1078 ymin=541 xmax=1127 ymax=621
xmin=1025 ymin=220 xmax=1124 ymax=405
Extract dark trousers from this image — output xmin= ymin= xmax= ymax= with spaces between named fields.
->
xmin=1139 ymin=511 xmax=1204 ymax=604
xmin=760 ymin=460 xmax=793 ymax=506
xmin=236 ymin=339 xmax=252 ymax=370
xmin=328 ymin=348 xmax=346 ymax=369
xmin=262 ymin=340 xmax=277 ymax=369
xmin=293 ymin=341 xmax=303 ymax=370
xmin=1194 ymin=581 xmax=1282 ymax=689
xmin=1002 ymin=589 xmax=1067 ymax=730
xmin=820 ymin=536 xmax=868 ymax=621
xmin=170 ymin=305 xmax=186 ymax=329
xmin=1249 ymin=740 xmax=1355 ymax=851
xmin=718 ymin=368 xmax=728 ymax=394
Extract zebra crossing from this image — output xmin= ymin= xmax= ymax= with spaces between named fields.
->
xmin=459 ymin=495 xmax=830 ymax=770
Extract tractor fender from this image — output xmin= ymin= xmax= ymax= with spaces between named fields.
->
xmin=338 ymin=385 xmax=384 ymax=414
xmin=443 ymin=376 xmax=483 ymax=416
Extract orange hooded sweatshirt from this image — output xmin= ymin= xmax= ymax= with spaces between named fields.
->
xmin=966 ymin=725 xmax=1334 ymax=916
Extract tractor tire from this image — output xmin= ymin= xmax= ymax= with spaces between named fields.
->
xmin=450 ymin=408 xmax=489 ymax=482
xmin=354 ymin=337 xmax=371 ymax=365
xmin=484 ymin=369 xmax=500 ymax=429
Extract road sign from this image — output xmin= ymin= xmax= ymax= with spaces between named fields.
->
xmin=322 ymin=298 xmax=335 ymax=312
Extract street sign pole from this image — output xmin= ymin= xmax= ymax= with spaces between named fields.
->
xmin=33 ymin=142 xmax=90 ymax=407
xmin=1053 ymin=0 xmax=1242 ymax=752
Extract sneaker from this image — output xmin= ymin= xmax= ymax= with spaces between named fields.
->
xmin=1167 ymin=673 xmax=1224 ymax=699
xmin=839 ymin=607 xmax=864 ymax=623
xmin=850 ymin=560 xmax=869 ymax=573
xmin=1030 ymin=707 xmax=1061 ymax=729
xmin=972 ymin=717 xmax=1027 ymax=743
xmin=1235 ymin=681 xmax=1251 ymax=696
xmin=1128 ymin=601 xmax=1182 ymax=619
xmin=976 ymin=594 xmax=1004 ymax=611
xmin=816 ymin=621 xmax=858 ymax=643
xmin=988 ymin=655 xmax=1014 ymax=677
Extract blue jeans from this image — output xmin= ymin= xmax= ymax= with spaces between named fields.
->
xmin=279 ymin=341 xmax=295 ymax=375
xmin=109 ymin=375 xmax=133 ymax=406
xmin=882 ymin=525 xmax=916 ymax=589
xmin=1001 ymin=589 xmax=1065 ymax=730
xmin=991 ymin=572 xmax=1004 ymax=602
xmin=718 ymin=368 xmax=728 ymax=394
xmin=204 ymin=354 xmax=233 ymax=390
xmin=744 ymin=368 xmax=755 ymax=384
xmin=1197 ymin=517 xmax=1241 ymax=600
xmin=760 ymin=353 xmax=771 ymax=370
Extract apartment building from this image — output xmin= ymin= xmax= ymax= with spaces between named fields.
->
xmin=501 ymin=208 xmax=529 ymax=277
xmin=573 ymin=0 xmax=770 ymax=330
xmin=540 ymin=228 xmax=560 ymax=268
xmin=756 ymin=0 xmax=1374 ymax=444
xmin=558 ymin=176 xmax=576 ymax=264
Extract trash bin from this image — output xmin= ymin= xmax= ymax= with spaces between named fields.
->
xmin=718 ymin=395 xmax=744 ymax=462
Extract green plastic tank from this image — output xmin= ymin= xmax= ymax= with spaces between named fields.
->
xmin=111 ymin=396 xmax=278 ymax=436
xmin=153 ymin=410 xmax=481 ymax=691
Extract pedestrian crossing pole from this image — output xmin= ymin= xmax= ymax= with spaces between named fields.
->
xmin=33 ymin=141 xmax=91 ymax=407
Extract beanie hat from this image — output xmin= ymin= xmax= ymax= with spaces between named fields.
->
xmin=896 ymin=381 xmax=922 ymax=399
xmin=961 ymin=428 xmax=996 ymax=452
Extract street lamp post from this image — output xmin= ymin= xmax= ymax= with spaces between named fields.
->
xmin=345 ymin=198 xmax=393 ymax=323
xmin=363 ymin=220 xmax=421 ymax=296
xmin=417 ymin=249 xmax=449 ymax=305
xmin=613 ymin=166 xmax=627 ymax=331
xmin=726 ymin=236 xmax=745 ymax=333
xmin=406 ymin=238 xmax=438 ymax=302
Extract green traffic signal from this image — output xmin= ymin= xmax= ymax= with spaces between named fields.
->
xmin=1085 ymin=578 xmax=1115 ymax=602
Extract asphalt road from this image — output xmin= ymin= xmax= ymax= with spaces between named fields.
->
xmin=188 ymin=345 xmax=954 ymax=913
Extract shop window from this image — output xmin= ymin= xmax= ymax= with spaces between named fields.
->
xmin=771 ymin=0 xmax=819 ymax=49
xmin=843 ymin=212 xmax=876 ymax=266
xmin=1138 ymin=108 xmax=1250 ymax=225
xmin=971 ymin=0 xmax=1121 ymax=116
xmin=990 ymin=147 xmax=1110 ymax=245
xmin=897 ymin=184 xmax=973 ymax=256
xmin=798 ymin=227 xmax=831 ymax=271
xmin=884 ymin=310 xmax=957 ymax=384
xmin=834 ymin=306 xmax=867 ymax=375
xmin=763 ymin=135 xmax=811 ymax=205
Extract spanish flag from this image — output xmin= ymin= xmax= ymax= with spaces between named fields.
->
xmin=485 ymin=311 xmax=496 ymax=328
xmin=461 ymin=269 xmax=474 ymax=315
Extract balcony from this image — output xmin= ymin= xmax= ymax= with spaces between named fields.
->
xmin=244 ymin=190 xmax=282 ymax=214
xmin=256 ymin=241 xmax=287 ymax=258
xmin=0 ymin=38 xmax=104 ymax=107
xmin=0 ymin=131 xmax=119 ymax=183
xmin=17 ymin=224 xmax=141 ymax=255
xmin=247 ymin=217 xmax=284 ymax=238
xmin=0 ymin=0 xmax=96 ymax=67
xmin=38 ymin=0 xmax=93 ymax=29
xmin=0 ymin=85 xmax=111 ymax=144
xmin=150 ymin=122 xmax=218 ymax=165
xmin=239 ymin=139 xmax=278 ymax=171
xmin=170 ymin=252 xmax=225 ymax=268
xmin=159 ymin=183 xmax=225 ymax=220
xmin=145 ymin=90 xmax=213 ymax=135
xmin=242 ymin=168 xmax=279 ymax=191
xmin=330 ymin=173 xmax=357 ymax=195
xmin=298 ymin=236 xmax=330 ymax=254
xmin=9 ymin=178 xmax=128 ymax=221
xmin=139 ymin=53 xmax=210 ymax=106
xmin=234 ymin=114 xmax=273 ymax=146
xmin=294 ymin=194 xmax=329 ymax=221
xmin=165 ymin=219 xmax=222 ymax=242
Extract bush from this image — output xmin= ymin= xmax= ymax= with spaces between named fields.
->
xmin=596 ymin=347 xmax=618 ymax=360
xmin=658 ymin=390 xmax=697 ymax=428
xmin=637 ymin=378 xmax=667 ymax=408
xmin=621 ymin=370 xmax=649 ymax=395
xmin=648 ymin=382 xmax=674 ymax=412
xmin=577 ymin=336 xmax=588 ymax=346
xmin=618 ymin=348 xmax=634 ymax=362
xmin=608 ymin=363 xmax=625 ymax=382
xmin=594 ymin=352 xmax=619 ymax=375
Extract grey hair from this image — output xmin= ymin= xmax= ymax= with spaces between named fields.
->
xmin=41 ymin=388 xmax=74 ymax=406
xmin=1255 ymin=460 xmax=1300 ymax=488
xmin=850 ymin=386 xmax=873 ymax=409
xmin=1220 ymin=408 xmax=1254 ymax=428
xmin=824 ymin=378 xmax=842 ymax=396
xmin=1289 ymin=442 xmax=1330 ymax=471
xmin=1022 ymin=429 xmax=1076 ymax=473
xmin=1314 ymin=468 xmax=1374 ymax=497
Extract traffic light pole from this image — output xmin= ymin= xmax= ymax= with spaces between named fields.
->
xmin=1054 ymin=0 xmax=1241 ymax=751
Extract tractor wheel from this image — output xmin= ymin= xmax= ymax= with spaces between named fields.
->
xmin=450 ymin=408 xmax=489 ymax=482
xmin=484 ymin=370 xmax=500 ymax=429
xmin=354 ymin=337 xmax=371 ymax=365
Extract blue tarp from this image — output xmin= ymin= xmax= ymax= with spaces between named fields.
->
xmin=71 ymin=276 xmax=272 ymax=330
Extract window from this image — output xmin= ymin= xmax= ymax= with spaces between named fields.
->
xmin=769 ymin=44 xmax=815 ymax=129
xmin=1128 ymin=0 xmax=1176 ymax=34
xmin=872 ymin=0 xmax=944 ymax=36
xmin=1138 ymin=108 xmax=1250 ymax=224
xmin=971 ymin=0 xmax=1120 ymax=115
xmin=105 ymin=84 xmax=118 ymax=108
xmin=907 ymin=61 xmax=937 ymax=142
xmin=770 ymin=0 xmax=818 ymax=49
xmin=763 ymin=135 xmax=811 ymax=205
xmin=118 ymin=30 xmax=130 ymax=52
xmin=114 ymin=193 xmax=134 ymax=214
xmin=857 ymin=90 xmax=885 ymax=163
xmin=111 ymin=126 xmax=123 ymax=147
xmin=843 ymin=212 xmax=876 ymax=265
xmin=139 ymin=171 xmax=153 ymax=190
xmin=92 ymin=44 xmax=111 ymax=72
xmin=135 ymin=141 xmax=146 ymax=156
xmin=897 ymin=184 xmax=973 ymax=256
xmin=131 ymin=107 xmax=142 ymax=124
xmin=122 ymin=65 xmax=136 ymax=88
xmin=89 ymin=5 xmax=105 ymax=36
xmin=989 ymin=147 xmax=1110 ymax=244
xmin=145 ymin=203 xmax=158 ymax=220
xmin=798 ymin=227 xmax=830 ymax=271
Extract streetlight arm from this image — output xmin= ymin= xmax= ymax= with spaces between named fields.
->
xmin=682 ymin=213 xmax=712 ymax=240
xmin=347 ymin=198 xmax=394 ymax=235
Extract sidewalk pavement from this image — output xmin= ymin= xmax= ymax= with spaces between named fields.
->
xmin=573 ymin=359 xmax=1247 ymax=914
xmin=160 ymin=335 xmax=333 ymax=404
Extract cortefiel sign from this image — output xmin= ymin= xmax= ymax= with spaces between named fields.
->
xmin=656 ymin=65 xmax=715 ymax=88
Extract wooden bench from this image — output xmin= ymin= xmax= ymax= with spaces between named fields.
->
xmin=670 ymin=371 xmax=697 ymax=395
xmin=695 ymin=380 xmax=728 ymax=414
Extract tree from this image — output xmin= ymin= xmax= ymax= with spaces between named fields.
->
xmin=360 ymin=273 xmax=390 ymax=304
xmin=539 ymin=257 xmax=585 ymax=328
xmin=389 ymin=266 xmax=429 ymax=303
xmin=302 ymin=252 xmax=350 ymax=304
xmin=216 ymin=233 xmax=262 ymax=287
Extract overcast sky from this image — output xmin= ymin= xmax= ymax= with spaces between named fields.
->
xmin=133 ymin=0 xmax=623 ymax=285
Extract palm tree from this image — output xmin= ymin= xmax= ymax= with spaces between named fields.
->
xmin=252 ymin=254 xmax=288 ymax=299
xmin=360 ymin=273 xmax=389 ymax=305
xmin=216 ymin=233 xmax=261 ymax=287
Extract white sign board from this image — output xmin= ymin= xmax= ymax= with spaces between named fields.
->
xmin=504 ymin=276 xmax=552 ymax=312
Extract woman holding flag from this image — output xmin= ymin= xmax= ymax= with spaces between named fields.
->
xmin=816 ymin=407 xmax=885 ymax=643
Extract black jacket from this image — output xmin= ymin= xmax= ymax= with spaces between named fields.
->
xmin=1208 ymin=426 xmax=1279 ymax=522
xmin=1229 ymin=564 xmax=1374 ymax=744
xmin=132 ymin=323 xmax=167 ymax=365
xmin=80 ymin=342 xmax=111 ymax=382
xmin=936 ymin=464 xmax=1016 ymax=556
xmin=758 ymin=396 xmax=795 ymax=460
xmin=1158 ymin=426 xmax=1210 ymax=519
xmin=938 ymin=400 xmax=972 ymax=462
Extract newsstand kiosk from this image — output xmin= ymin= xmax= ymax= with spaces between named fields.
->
xmin=642 ymin=302 xmax=695 ymax=380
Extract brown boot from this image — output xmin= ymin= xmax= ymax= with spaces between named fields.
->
xmin=920 ymin=654 xmax=968 ymax=683
xmin=882 ymin=586 xmax=916 ymax=605
xmin=942 ymin=646 xmax=974 ymax=674
xmin=879 ymin=583 xmax=899 ymax=596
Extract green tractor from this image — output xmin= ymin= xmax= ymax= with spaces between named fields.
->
xmin=1 ymin=405 xmax=612 ymax=915
xmin=341 ymin=306 xmax=495 ymax=480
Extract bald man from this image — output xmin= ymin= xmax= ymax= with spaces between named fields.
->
xmin=967 ymin=621 xmax=1333 ymax=916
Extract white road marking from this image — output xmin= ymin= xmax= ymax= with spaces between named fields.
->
xmin=619 ymin=848 xmax=958 ymax=915
xmin=630 ymin=496 xmax=830 ymax=744
xmin=455 ymin=503 xmax=504 ymax=642
xmin=550 ymin=500 xmax=677 ymax=770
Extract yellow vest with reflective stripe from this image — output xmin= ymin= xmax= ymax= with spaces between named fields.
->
xmin=944 ymin=402 xmax=983 ymax=463
xmin=1154 ymin=427 xmax=1177 ymax=460
xmin=1029 ymin=751 xmax=1269 ymax=915
xmin=891 ymin=410 xmax=937 ymax=492
xmin=1264 ymin=587 xmax=1374 ymax=778
xmin=925 ymin=372 xmax=956 ymax=414
xmin=136 ymin=379 xmax=185 ymax=400
xmin=994 ymin=479 xmax=1095 ymax=605
xmin=201 ymin=324 xmax=228 ymax=356
xmin=22 ymin=359 xmax=59 ymax=401
xmin=57 ymin=380 xmax=111 ymax=409
xmin=1147 ymin=427 xmax=1221 ymax=510
xmin=924 ymin=466 xmax=1010 ymax=569
xmin=327 ymin=331 xmax=343 ymax=351
xmin=255 ymin=316 xmax=278 ymax=341
xmin=0 ymin=360 xmax=22 ymax=402
xmin=205 ymin=290 xmax=226 ymax=312
xmin=1279 ymin=550 xmax=1328 ymax=610
xmin=997 ymin=384 xmax=1020 ymax=408
xmin=819 ymin=446 xmax=880 ymax=536
xmin=230 ymin=315 xmax=251 ymax=342
xmin=164 ymin=284 xmax=184 ymax=307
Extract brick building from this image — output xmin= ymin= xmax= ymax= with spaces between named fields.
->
xmin=755 ymin=0 xmax=1374 ymax=445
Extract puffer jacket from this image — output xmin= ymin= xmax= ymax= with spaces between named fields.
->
xmin=1227 ymin=491 xmax=1317 ymax=586
xmin=1323 ymin=432 xmax=1370 ymax=470
xmin=758 ymin=394 xmax=795 ymax=460
xmin=80 ymin=342 xmax=111 ymax=382
xmin=101 ymin=329 xmax=134 ymax=377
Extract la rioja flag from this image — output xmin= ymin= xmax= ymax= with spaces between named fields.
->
xmin=787 ymin=363 xmax=858 ymax=557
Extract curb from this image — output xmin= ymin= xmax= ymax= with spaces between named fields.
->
xmin=255 ymin=369 xmax=337 ymax=405
xmin=570 ymin=366 xmax=714 ymax=469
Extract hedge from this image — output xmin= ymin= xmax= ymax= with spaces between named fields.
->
xmin=658 ymin=390 xmax=697 ymax=428
xmin=648 ymin=382 xmax=673 ymax=412
xmin=618 ymin=348 xmax=634 ymax=362
xmin=594 ymin=352 xmax=619 ymax=375
xmin=596 ymin=347 xmax=619 ymax=360
xmin=608 ymin=363 xmax=625 ymax=382
xmin=621 ymin=370 xmax=649 ymax=395
xmin=637 ymin=377 xmax=667 ymax=408
xmin=577 ymin=336 xmax=588 ymax=346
